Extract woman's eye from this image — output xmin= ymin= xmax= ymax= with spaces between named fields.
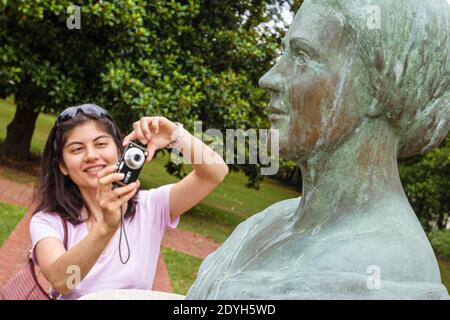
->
xmin=97 ymin=142 xmax=108 ymax=147
xmin=71 ymin=148 xmax=83 ymax=153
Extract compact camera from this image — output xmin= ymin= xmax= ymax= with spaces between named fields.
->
xmin=113 ymin=141 xmax=148 ymax=189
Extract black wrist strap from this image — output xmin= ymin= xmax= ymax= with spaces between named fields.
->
xmin=118 ymin=207 xmax=131 ymax=264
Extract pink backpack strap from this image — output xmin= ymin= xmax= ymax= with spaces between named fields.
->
xmin=60 ymin=216 xmax=68 ymax=249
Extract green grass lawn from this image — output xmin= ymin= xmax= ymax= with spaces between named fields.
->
xmin=0 ymin=202 xmax=28 ymax=247
xmin=438 ymin=258 xmax=450 ymax=291
xmin=161 ymin=248 xmax=202 ymax=295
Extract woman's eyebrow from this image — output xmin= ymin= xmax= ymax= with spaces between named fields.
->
xmin=93 ymin=135 xmax=110 ymax=142
xmin=65 ymin=135 xmax=110 ymax=148
xmin=65 ymin=141 xmax=83 ymax=148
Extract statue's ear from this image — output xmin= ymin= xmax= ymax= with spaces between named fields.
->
xmin=365 ymin=49 xmax=386 ymax=119
xmin=365 ymin=99 xmax=384 ymax=118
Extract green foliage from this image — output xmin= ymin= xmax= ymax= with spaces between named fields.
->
xmin=399 ymin=136 xmax=450 ymax=231
xmin=428 ymin=230 xmax=450 ymax=259
xmin=0 ymin=0 xmax=286 ymax=186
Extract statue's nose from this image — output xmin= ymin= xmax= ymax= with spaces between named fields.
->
xmin=259 ymin=66 xmax=284 ymax=94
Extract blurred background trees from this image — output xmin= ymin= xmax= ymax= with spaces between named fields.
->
xmin=0 ymin=0 xmax=285 ymax=163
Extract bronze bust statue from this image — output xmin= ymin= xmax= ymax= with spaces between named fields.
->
xmin=187 ymin=0 xmax=450 ymax=299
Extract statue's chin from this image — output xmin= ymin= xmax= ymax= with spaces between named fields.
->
xmin=279 ymin=143 xmax=313 ymax=164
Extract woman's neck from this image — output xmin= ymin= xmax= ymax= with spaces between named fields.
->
xmin=79 ymin=187 xmax=103 ymax=222
xmin=292 ymin=119 xmax=408 ymax=232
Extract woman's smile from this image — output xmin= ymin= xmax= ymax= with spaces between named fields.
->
xmin=83 ymin=164 xmax=108 ymax=177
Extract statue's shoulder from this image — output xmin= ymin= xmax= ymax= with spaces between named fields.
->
xmin=233 ymin=196 xmax=300 ymax=234
xmin=208 ymin=196 xmax=300 ymax=258
xmin=186 ymin=197 xmax=301 ymax=299
xmin=202 ymin=197 xmax=300 ymax=260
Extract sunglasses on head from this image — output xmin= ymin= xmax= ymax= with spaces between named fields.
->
xmin=53 ymin=104 xmax=118 ymax=152
xmin=55 ymin=104 xmax=113 ymax=125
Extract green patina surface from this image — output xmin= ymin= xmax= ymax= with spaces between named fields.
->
xmin=188 ymin=0 xmax=450 ymax=299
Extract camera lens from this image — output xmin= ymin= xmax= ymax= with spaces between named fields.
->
xmin=124 ymin=147 xmax=145 ymax=169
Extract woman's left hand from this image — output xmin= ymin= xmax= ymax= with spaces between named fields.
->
xmin=122 ymin=116 xmax=179 ymax=161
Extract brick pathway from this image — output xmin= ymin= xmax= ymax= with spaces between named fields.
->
xmin=0 ymin=178 xmax=221 ymax=296
xmin=163 ymin=229 xmax=221 ymax=259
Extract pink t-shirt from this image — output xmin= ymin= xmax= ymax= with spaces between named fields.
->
xmin=29 ymin=184 xmax=179 ymax=300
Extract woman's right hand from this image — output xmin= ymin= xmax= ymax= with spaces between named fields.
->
xmin=95 ymin=165 xmax=140 ymax=233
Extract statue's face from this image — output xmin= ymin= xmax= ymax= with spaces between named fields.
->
xmin=259 ymin=3 xmax=366 ymax=161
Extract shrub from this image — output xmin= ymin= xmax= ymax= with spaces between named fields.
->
xmin=428 ymin=230 xmax=450 ymax=259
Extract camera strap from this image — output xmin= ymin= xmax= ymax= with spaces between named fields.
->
xmin=118 ymin=206 xmax=131 ymax=264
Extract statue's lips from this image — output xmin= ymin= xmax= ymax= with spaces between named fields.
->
xmin=268 ymin=114 xmax=288 ymax=121
xmin=268 ymin=105 xmax=288 ymax=121
xmin=268 ymin=104 xmax=288 ymax=115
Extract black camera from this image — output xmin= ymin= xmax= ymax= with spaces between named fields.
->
xmin=113 ymin=141 xmax=148 ymax=189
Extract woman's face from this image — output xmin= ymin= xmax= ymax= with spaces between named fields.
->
xmin=259 ymin=3 xmax=366 ymax=162
xmin=59 ymin=120 xmax=119 ymax=191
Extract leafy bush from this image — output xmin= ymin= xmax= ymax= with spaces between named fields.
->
xmin=428 ymin=230 xmax=450 ymax=259
xmin=399 ymin=136 xmax=450 ymax=231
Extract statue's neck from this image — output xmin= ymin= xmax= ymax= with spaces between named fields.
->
xmin=292 ymin=119 xmax=408 ymax=232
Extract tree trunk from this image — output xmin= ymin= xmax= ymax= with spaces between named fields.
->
xmin=1 ymin=101 xmax=39 ymax=160
xmin=436 ymin=213 xmax=446 ymax=230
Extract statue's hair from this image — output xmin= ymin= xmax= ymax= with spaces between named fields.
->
xmin=305 ymin=0 xmax=450 ymax=158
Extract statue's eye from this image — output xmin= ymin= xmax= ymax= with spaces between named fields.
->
xmin=290 ymin=46 xmax=310 ymax=65
xmin=289 ymin=37 xmax=318 ymax=64
xmin=294 ymin=51 xmax=310 ymax=64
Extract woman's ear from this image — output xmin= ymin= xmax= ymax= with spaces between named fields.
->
xmin=59 ymin=163 xmax=68 ymax=176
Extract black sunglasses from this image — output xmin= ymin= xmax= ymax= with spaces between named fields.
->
xmin=55 ymin=104 xmax=113 ymax=125
xmin=53 ymin=104 xmax=118 ymax=152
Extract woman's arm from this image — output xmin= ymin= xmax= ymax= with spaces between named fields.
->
xmin=168 ymin=125 xmax=228 ymax=220
xmin=123 ymin=117 xmax=229 ymax=221
xmin=36 ymin=224 xmax=117 ymax=295
xmin=36 ymin=165 xmax=139 ymax=295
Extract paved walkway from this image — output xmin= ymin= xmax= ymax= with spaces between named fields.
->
xmin=0 ymin=178 xmax=221 ymax=295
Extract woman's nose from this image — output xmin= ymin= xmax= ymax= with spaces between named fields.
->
xmin=84 ymin=146 xmax=99 ymax=161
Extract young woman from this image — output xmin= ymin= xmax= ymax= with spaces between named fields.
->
xmin=30 ymin=104 xmax=228 ymax=299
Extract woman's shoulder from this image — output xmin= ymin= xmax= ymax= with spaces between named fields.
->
xmin=134 ymin=184 xmax=176 ymax=228
xmin=136 ymin=184 xmax=174 ymax=204
xmin=29 ymin=210 xmax=66 ymax=247
xmin=31 ymin=209 xmax=62 ymax=224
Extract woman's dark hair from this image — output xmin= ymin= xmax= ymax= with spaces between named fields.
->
xmin=33 ymin=105 xmax=139 ymax=225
